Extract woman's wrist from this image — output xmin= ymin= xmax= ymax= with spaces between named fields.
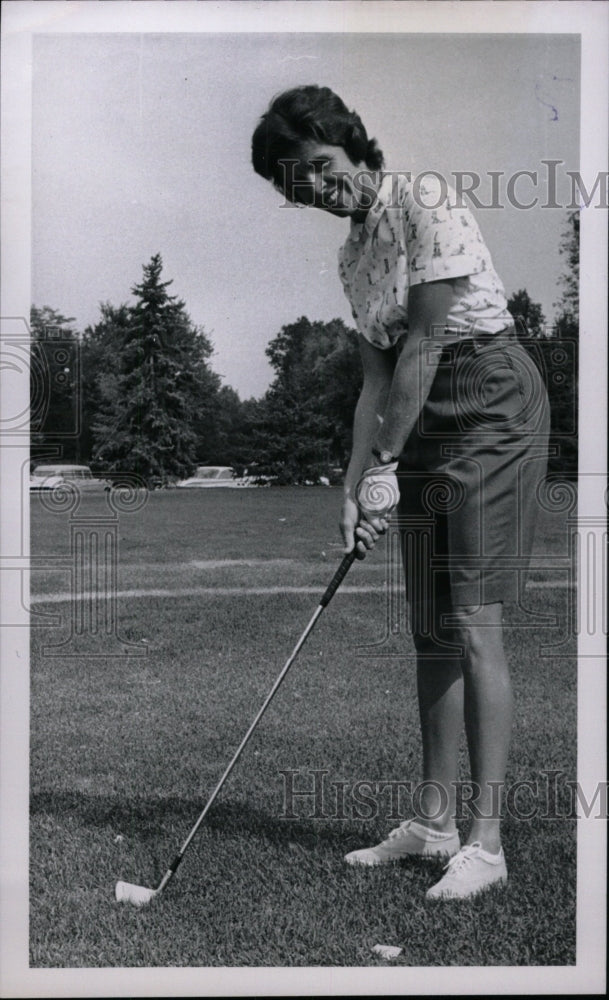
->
xmin=343 ymin=475 xmax=358 ymax=500
xmin=344 ymin=458 xmax=367 ymax=498
xmin=371 ymin=446 xmax=398 ymax=466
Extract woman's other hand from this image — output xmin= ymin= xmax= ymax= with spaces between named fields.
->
xmin=340 ymin=495 xmax=389 ymax=559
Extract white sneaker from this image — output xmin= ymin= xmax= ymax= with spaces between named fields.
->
xmin=426 ymin=841 xmax=507 ymax=900
xmin=344 ymin=820 xmax=461 ymax=866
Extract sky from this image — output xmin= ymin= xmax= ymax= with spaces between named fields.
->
xmin=32 ymin=30 xmax=580 ymax=399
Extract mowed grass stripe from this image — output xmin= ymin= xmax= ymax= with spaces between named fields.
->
xmin=30 ymin=578 xmax=574 ymax=603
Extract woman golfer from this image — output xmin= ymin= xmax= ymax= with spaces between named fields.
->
xmin=252 ymin=86 xmax=549 ymax=899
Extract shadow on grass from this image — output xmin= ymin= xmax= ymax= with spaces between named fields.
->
xmin=30 ymin=789 xmax=377 ymax=853
xmin=30 ymin=790 xmax=576 ymax=967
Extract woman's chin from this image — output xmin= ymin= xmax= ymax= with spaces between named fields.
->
xmin=321 ymin=203 xmax=362 ymax=220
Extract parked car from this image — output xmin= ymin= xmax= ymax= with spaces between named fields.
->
xmin=28 ymin=471 xmax=63 ymax=492
xmin=30 ymin=463 xmax=112 ymax=492
xmin=177 ymin=466 xmax=257 ymax=489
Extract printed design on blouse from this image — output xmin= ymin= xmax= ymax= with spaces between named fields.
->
xmin=337 ymin=172 xmax=512 ymax=351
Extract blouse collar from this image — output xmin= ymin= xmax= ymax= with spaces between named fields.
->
xmin=350 ymin=171 xmax=394 ymax=239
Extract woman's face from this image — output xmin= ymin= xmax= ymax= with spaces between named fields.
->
xmin=284 ymin=142 xmax=378 ymax=221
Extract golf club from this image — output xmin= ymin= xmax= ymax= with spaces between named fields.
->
xmin=115 ymin=547 xmax=357 ymax=906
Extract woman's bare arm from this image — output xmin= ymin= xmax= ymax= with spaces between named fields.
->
xmin=374 ymin=280 xmax=457 ymax=459
xmin=340 ymin=335 xmax=395 ymax=555
xmin=341 ymin=279 xmax=458 ymax=554
xmin=344 ymin=334 xmax=396 ymax=499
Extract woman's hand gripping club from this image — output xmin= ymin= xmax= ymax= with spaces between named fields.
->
xmin=340 ymin=461 xmax=400 ymax=559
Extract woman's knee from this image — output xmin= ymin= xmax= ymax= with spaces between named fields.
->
xmin=412 ymin=629 xmax=458 ymax=660
xmin=411 ymin=601 xmax=460 ymax=658
xmin=450 ymin=603 xmax=506 ymax=671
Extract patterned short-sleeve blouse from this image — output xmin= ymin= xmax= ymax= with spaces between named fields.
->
xmin=338 ymin=171 xmax=514 ymax=350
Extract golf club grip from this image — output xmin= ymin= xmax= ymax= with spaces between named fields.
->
xmin=319 ymin=549 xmax=357 ymax=607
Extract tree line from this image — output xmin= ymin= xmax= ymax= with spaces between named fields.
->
xmin=31 ymin=215 xmax=578 ymax=486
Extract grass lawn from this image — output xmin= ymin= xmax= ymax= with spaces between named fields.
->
xmin=29 ymin=487 xmax=577 ymax=967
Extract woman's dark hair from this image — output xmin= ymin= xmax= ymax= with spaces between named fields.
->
xmin=251 ymin=85 xmax=384 ymax=191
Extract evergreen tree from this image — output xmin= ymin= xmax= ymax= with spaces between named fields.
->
xmin=91 ymin=254 xmax=220 ymax=486
xmin=30 ymin=306 xmax=81 ymax=464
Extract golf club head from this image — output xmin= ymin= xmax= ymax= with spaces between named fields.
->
xmin=115 ymin=880 xmax=157 ymax=906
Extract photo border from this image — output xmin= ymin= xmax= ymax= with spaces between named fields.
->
xmin=1 ymin=1 xmax=606 ymax=996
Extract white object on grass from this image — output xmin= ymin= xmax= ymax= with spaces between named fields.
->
xmin=372 ymin=944 xmax=403 ymax=959
xmin=115 ymin=881 xmax=157 ymax=906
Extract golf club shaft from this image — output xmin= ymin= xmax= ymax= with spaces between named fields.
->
xmin=155 ymin=549 xmax=358 ymax=894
